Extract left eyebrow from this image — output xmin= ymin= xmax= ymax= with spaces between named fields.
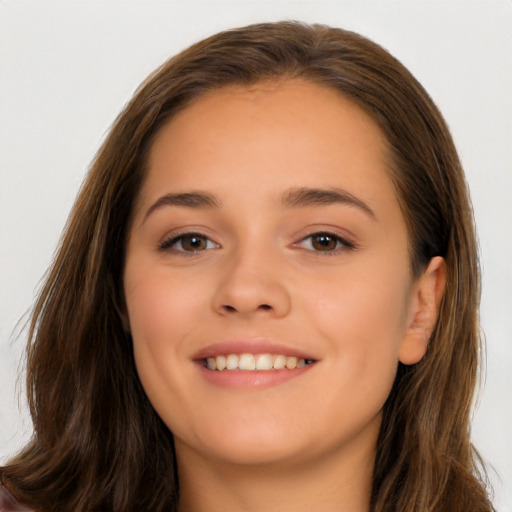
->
xmin=143 ymin=191 xmax=221 ymax=223
xmin=280 ymin=187 xmax=377 ymax=220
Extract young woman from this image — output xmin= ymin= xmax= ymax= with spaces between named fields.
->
xmin=0 ymin=21 xmax=495 ymax=512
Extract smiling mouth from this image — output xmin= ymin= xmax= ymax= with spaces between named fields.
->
xmin=202 ymin=353 xmax=316 ymax=371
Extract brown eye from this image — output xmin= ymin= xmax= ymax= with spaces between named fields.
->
xmin=295 ymin=232 xmax=355 ymax=254
xmin=311 ymin=233 xmax=338 ymax=251
xmin=180 ymin=234 xmax=208 ymax=251
xmin=159 ymin=233 xmax=219 ymax=253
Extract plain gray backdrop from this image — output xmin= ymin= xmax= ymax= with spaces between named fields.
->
xmin=1 ymin=1 xmax=511 ymax=509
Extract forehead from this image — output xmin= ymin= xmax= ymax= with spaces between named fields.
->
xmin=156 ymin=79 xmax=387 ymax=153
xmin=136 ymin=79 xmax=398 ymax=220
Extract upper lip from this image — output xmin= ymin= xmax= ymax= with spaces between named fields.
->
xmin=192 ymin=339 xmax=318 ymax=361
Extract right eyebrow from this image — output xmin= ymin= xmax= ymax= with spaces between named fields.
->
xmin=281 ymin=187 xmax=377 ymax=220
xmin=143 ymin=191 xmax=221 ymax=222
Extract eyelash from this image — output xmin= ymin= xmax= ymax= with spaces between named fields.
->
xmin=158 ymin=231 xmax=356 ymax=255
xmin=295 ymin=232 xmax=356 ymax=255
xmin=158 ymin=233 xmax=219 ymax=253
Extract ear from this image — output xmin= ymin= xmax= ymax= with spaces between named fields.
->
xmin=398 ymin=256 xmax=446 ymax=365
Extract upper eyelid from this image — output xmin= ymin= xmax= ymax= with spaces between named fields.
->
xmin=158 ymin=231 xmax=219 ymax=251
xmin=295 ymin=232 xmax=356 ymax=250
xmin=159 ymin=227 xmax=218 ymax=243
xmin=157 ymin=228 xmax=357 ymax=250
xmin=295 ymin=226 xmax=357 ymax=244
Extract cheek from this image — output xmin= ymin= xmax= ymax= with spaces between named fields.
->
xmin=124 ymin=268 xmax=211 ymax=432
xmin=308 ymin=266 xmax=409 ymax=338
xmin=124 ymin=267 xmax=205 ymax=384
xmin=301 ymin=260 xmax=411 ymax=396
xmin=125 ymin=259 xmax=208 ymax=340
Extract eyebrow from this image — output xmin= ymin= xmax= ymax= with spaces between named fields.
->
xmin=143 ymin=191 xmax=221 ymax=221
xmin=143 ymin=186 xmax=376 ymax=222
xmin=281 ymin=187 xmax=376 ymax=220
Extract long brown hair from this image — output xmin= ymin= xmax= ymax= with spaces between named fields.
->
xmin=1 ymin=21 xmax=493 ymax=511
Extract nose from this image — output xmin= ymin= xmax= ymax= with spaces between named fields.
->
xmin=212 ymin=250 xmax=291 ymax=318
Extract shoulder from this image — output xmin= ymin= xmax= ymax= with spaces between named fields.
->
xmin=0 ymin=486 xmax=34 ymax=512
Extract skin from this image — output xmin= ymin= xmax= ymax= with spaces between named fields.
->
xmin=124 ymin=80 xmax=445 ymax=512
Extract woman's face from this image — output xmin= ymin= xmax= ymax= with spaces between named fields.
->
xmin=124 ymin=80 xmax=431 ymax=469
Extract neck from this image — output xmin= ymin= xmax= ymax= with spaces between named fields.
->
xmin=176 ymin=424 xmax=377 ymax=512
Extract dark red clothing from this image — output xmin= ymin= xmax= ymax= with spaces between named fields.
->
xmin=0 ymin=486 xmax=34 ymax=512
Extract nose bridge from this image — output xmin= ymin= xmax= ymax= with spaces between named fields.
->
xmin=213 ymin=239 xmax=291 ymax=317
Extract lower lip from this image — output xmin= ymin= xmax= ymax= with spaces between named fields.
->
xmin=195 ymin=362 xmax=315 ymax=388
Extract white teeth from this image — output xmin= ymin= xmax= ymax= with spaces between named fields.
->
xmin=216 ymin=355 xmax=226 ymax=371
xmin=226 ymin=354 xmax=238 ymax=370
xmin=204 ymin=353 xmax=311 ymax=371
xmin=285 ymin=356 xmax=297 ymax=369
xmin=239 ymin=354 xmax=256 ymax=370
xmin=256 ymin=354 xmax=273 ymax=370
xmin=273 ymin=355 xmax=287 ymax=369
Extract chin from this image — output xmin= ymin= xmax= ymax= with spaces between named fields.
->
xmin=177 ymin=420 xmax=309 ymax=467
xmin=204 ymin=441 xmax=304 ymax=467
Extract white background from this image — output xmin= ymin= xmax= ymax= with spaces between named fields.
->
xmin=1 ymin=1 xmax=511 ymax=509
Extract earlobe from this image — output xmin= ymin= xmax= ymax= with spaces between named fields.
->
xmin=398 ymin=256 xmax=446 ymax=365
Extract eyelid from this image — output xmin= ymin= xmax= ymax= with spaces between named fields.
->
xmin=158 ymin=231 xmax=220 ymax=253
xmin=294 ymin=231 xmax=357 ymax=254
xmin=156 ymin=228 xmax=356 ymax=255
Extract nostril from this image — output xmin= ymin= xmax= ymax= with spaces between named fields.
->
xmin=221 ymin=303 xmax=273 ymax=313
